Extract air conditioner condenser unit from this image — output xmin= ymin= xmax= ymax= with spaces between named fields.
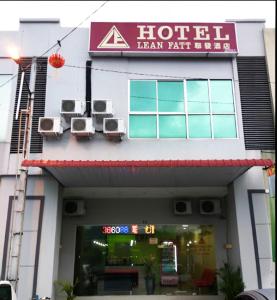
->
xmin=63 ymin=200 xmax=86 ymax=216
xmin=200 ymin=199 xmax=221 ymax=215
xmin=92 ymin=100 xmax=113 ymax=116
xmin=60 ymin=100 xmax=85 ymax=119
xmin=103 ymin=118 xmax=126 ymax=136
xmin=38 ymin=117 xmax=63 ymax=136
xmin=71 ymin=118 xmax=95 ymax=137
xmin=173 ymin=199 xmax=192 ymax=215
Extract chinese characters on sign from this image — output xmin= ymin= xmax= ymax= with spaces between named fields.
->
xmin=89 ymin=22 xmax=238 ymax=55
xmin=102 ymin=225 xmax=155 ymax=235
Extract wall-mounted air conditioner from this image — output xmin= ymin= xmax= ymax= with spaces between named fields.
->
xmin=63 ymin=200 xmax=86 ymax=216
xmin=103 ymin=118 xmax=126 ymax=136
xmin=38 ymin=117 xmax=63 ymax=136
xmin=173 ymin=199 xmax=192 ymax=215
xmin=71 ymin=118 xmax=95 ymax=137
xmin=200 ymin=199 xmax=221 ymax=215
xmin=92 ymin=100 xmax=113 ymax=115
xmin=60 ymin=100 xmax=85 ymax=120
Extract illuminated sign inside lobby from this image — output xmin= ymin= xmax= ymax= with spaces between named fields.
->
xmin=102 ymin=224 xmax=155 ymax=234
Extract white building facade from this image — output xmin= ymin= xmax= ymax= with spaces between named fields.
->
xmin=0 ymin=19 xmax=275 ymax=300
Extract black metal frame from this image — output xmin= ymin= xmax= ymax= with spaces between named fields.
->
xmin=247 ymin=189 xmax=266 ymax=289
xmin=1 ymin=196 xmax=45 ymax=298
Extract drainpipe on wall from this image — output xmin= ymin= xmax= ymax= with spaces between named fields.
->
xmin=85 ymin=60 xmax=92 ymax=117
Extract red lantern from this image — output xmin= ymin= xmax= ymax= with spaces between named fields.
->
xmin=48 ymin=53 xmax=65 ymax=68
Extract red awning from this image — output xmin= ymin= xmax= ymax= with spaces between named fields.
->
xmin=22 ymin=159 xmax=273 ymax=187
xmin=22 ymin=159 xmax=273 ymax=168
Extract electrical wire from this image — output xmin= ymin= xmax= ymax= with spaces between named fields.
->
xmin=64 ymin=63 xmax=186 ymax=79
xmin=44 ymin=72 xmax=234 ymax=105
xmin=50 ymin=66 xmax=237 ymax=105
xmin=64 ymin=63 xmax=242 ymax=83
xmin=0 ymin=0 xmax=273 ymax=95
xmin=0 ymin=73 xmax=18 ymax=88
xmin=38 ymin=1 xmax=109 ymax=59
xmin=0 ymin=1 xmax=109 ymax=89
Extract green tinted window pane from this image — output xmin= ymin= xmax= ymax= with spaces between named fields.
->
xmin=210 ymin=80 xmax=234 ymax=113
xmin=130 ymin=81 xmax=156 ymax=112
xmin=187 ymin=80 xmax=209 ymax=113
xmin=129 ymin=115 xmax=157 ymax=138
xmin=158 ymin=81 xmax=184 ymax=112
xmin=159 ymin=115 xmax=186 ymax=138
xmin=188 ymin=115 xmax=211 ymax=138
xmin=213 ymin=115 xmax=237 ymax=138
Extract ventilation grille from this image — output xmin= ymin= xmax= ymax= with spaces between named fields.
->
xmin=40 ymin=118 xmax=54 ymax=131
xmin=62 ymin=100 xmax=75 ymax=112
xmin=73 ymin=119 xmax=86 ymax=131
xmin=10 ymin=57 xmax=47 ymax=153
xmin=237 ymin=57 xmax=275 ymax=150
xmin=105 ymin=119 xmax=118 ymax=131
xmin=93 ymin=100 xmax=106 ymax=112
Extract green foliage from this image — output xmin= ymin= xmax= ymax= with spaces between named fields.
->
xmin=218 ymin=263 xmax=245 ymax=300
xmin=54 ymin=279 xmax=78 ymax=300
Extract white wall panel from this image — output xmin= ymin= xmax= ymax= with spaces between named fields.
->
xmin=252 ymin=193 xmax=270 ymax=224
xmin=259 ymin=258 xmax=275 ymax=288
xmin=17 ymin=266 xmax=34 ymax=300
xmin=23 ymin=199 xmax=41 ymax=231
xmin=256 ymin=224 xmax=272 ymax=259
xmin=20 ymin=231 xmax=37 ymax=266
xmin=233 ymin=167 xmax=265 ymax=290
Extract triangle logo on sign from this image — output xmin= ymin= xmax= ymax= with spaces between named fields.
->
xmin=97 ymin=26 xmax=130 ymax=49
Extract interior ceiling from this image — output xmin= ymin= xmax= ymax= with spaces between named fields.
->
xmin=62 ymin=186 xmax=228 ymax=199
xmin=43 ymin=165 xmax=250 ymax=188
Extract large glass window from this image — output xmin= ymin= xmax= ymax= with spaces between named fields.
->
xmin=129 ymin=79 xmax=237 ymax=139
xmin=188 ymin=115 xmax=211 ymax=138
xmin=129 ymin=115 xmax=157 ymax=138
xmin=158 ymin=81 xmax=184 ymax=113
xmin=130 ymin=81 xmax=185 ymax=138
xmin=210 ymin=80 xmax=235 ymax=113
xmin=159 ymin=115 xmax=186 ymax=138
xmin=130 ymin=80 xmax=156 ymax=112
xmin=0 ymin=75 xmax=12 ymax=141
xmin=187 ymin=80 xmax=209 ymax=114
xmin=74 ymin=224 xmax=217 ymax=296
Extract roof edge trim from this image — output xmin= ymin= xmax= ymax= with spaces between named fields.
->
xmin=21 ymin=159 xmax=274 ymax=168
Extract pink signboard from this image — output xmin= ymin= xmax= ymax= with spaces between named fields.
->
xmin=89 ymin=22 xmax=238 ymax=56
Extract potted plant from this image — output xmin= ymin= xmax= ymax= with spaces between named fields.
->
xmin=143 ymin=256 xmax=156 ymax=295
xmin=54 ymin=279 xmax=78 ymax=300
xmin=217 ymin=263 xmax=245 ymax=300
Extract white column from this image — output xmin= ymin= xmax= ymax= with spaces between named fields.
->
xmin=233 ymin=166 xmax=266 ymax=290
xmin=35 ymin=176 xmax=62 ymax=299
xmin=0 ymin=177 xmax=15 ymax=277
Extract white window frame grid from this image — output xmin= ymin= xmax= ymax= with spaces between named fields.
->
xmin=128 ymin=79 xmax=239 ymax=140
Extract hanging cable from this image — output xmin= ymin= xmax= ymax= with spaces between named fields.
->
xmin=45 ymin=69 xmax=239 ymax=105
xmin=63 ymin=63 xmax=242 ymax=83
xmin=85 ymin=61 xmax=92 ymax=117
xmin=37 ymin=0 xmax=109 ymax=59
xmin=64 ymin=63 xmax=196 ymax=79
xmin=0 ymin=73 xmax=18 ymax=88
xmin=0 ymin=1 xmax=109 ymax=89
